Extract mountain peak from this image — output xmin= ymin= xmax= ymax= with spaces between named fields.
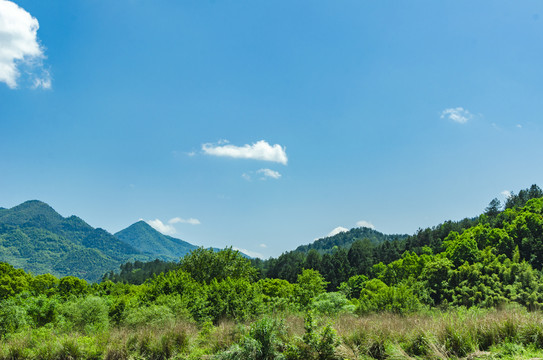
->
xmin=13 ymin=199 xmax=55 ymax=210
xmin=1 ymin=200 xmax=64 ymax=227
xmin=115 ymin=221 xmax=198 ymax=261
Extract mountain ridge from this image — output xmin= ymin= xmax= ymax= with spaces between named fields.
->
xmin=114 ymin=220 xmax=199 ymax=261
xmin=0 ymin=200 xmax=148 ymax=281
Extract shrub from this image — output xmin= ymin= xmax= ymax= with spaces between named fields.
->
xmin=0 ymin=298 xmax=28 ymax=337
xmin=216 ymin=317 xmax=286 ymax=360
xmin=60 ymin=295 xmax=109 ymax=334
xmin=284 ymin=312 xmax=340 ymax=360
xmin=311 ymin=292 xmax=355 ymax=316
xmin=123 ymin=305 xmax=175 ymax=329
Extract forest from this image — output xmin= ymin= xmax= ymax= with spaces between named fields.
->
xmin=1 ymin=185 xmax=543 ymax=359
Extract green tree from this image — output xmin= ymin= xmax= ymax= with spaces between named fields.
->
xmin=347 ymin=238 xmax=374 ymax=276
xmin=485 ymin=198 xmax=502 ymax=217
xmin=295 ymin=269 xmax=328 ymax=307
xmin=58 ymin=276 xmax=88 ymax=298
xmin=443 ymin=231 xmax=480 ymax=267
xmin=0 ymin=262 xmax=30 ymax=300
xmin=179 ymin=247 xmax=257 ymax=284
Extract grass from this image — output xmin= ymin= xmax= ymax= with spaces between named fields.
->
xmin=1 ymin=306 xmax=543 ymax=359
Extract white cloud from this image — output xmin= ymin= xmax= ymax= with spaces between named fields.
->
xmin=233 ymin=247 xmax=264 ymax=259
xmin=356 ymin=220 xmax=375 ymax=229
xmin=242 ymin=168 xmax=282 ymax=181
xmin=516 ymin=124 xmax=522 ymax=129
xmin=202 ymin=140 xmax=288 ymax=165
xmin=259 ymin=243 xmax=267 ymax=248
xmin=169 ymin=217 xmax=200 ymax=225
xmin=327 ymin=226 xmax=349 ymax=237
xmin=0 ymin=0 xmax=51 ymax=89
xmin=147 ymin=216 xmax=200 ymax=235
xmin=147 ymin=219 xmax=177 ymax=236
xmin=257 ymin=168 xmax=281 ymax=180
xmin=440 ymin=107 xmax=473 ymax=124
xmin=501 ymin=190 xmax=512 ymax=198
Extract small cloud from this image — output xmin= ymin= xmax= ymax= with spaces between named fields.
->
xmin=242 ymin=169 xmax=282 ymax=181
xmin=147 ymin=219 xmax=177 ymax=236
xmin=327 ymin=226 xmax=349 ymax=237
xmin=259 ymin=243 xmax=267 ymax=248
xmin=440 ymin=107 xmax=473 ymax=124
xmin=147 ymin=216 xmax=200 ymax=235
xmin=257 ymin=168 xmax=281 ymax=180
xmin=501 ymin=190 xmax=512 ymax=198
xmin=32 ymin=69 xmax=51 ymax=89
xmin=355 ymin=220 xmax=375 ymax=229
xmin=187 ymin=151 xmax=196 ymax=157
xmin=233 ymin=247 xmax=264 ymax=259
xmin=0 ymin=0 xmax=51 ymax=89
xmin=202 ymin=140 xmax=288 ymax=165
xmin=169 ymin=217 xmax=200 ymax=225
xmin=516 ymin=124 xmax=522 ymax=129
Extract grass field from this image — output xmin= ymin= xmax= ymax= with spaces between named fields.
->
xmin=2 ymin=305 xmax=543 ymax=359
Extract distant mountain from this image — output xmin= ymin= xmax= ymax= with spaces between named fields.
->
xmin=294 ymin=226 xmax=409 ymax=254
xmin=0 ymin=200 xmax=150 ymax=282
xmin=115 ymin=221 xmax=199 ymax=261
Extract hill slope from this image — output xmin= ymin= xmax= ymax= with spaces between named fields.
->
xmin=0 ymin=200 xmax=149 ymax=281
xmin=115 ymin=221 xmax=199 ymax=261
xmin=295 ymin=227 xmax=409 ymax=254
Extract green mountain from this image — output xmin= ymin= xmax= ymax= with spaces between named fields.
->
xmin=114 ymin=221 xmax=199 ymax=261
xmin=294 ymin=227 xmax=409 ymax=254
xmin=0 ymin=200 xmax=150 ymax=282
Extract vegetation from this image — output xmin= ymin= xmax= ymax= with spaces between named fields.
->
xmin=0 ymin=201 xmax=204 ymax=282
xmin=1 ymin=185 xmax=543 ymax=358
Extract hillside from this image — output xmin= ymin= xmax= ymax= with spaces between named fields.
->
xmin=294 ymin=227 xmax=408 ymax=254
xmin=0 ymin=200 xmax=150 ymax=281
xmin=114 ymin=221 xmax=198 ymax=261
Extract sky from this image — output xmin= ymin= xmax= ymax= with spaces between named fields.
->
xmin=1 ymin=1 xmax=543 ymax=258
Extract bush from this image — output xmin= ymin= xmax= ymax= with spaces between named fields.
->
xmin=0 ymin=297 xmax=29 ymax=337
xmin=311 ymin=292 xmax=355 ymax=316
xmin=60 ymin=295 xmax=109 ymax=334
xmin=284 ymin=312 xmax=340 ymax=360
xmin=26 ymin=294 xmax=59 ymax=327
xmin=216 ymin=317 xmax=286 ymax=360
xmin=123 ymin=305 xmax=175 ymax=329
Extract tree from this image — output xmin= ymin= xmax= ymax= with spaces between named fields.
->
xmin=443 ymin=231 xmax=480 ymax=267
xmin=348 ymin=238 xmax=374 ymax=276
xmin=295 ymin=269 xmax=328 ymax=307
xmin=179 ymin=247 xmax=257 ymax=284
xmin=485 ymin=198 xmax=502 ymax=217
xmin=506 ymin=184 xmax=543 ymax=209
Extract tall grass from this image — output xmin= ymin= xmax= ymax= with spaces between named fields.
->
xmin=334 ymin=305 xmax=543 ymax=359
xmin=1 ymin=306 xmax=543 ymax=359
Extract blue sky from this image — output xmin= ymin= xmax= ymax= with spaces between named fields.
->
xmin=1 ymin=0 xmax=543 ymax=258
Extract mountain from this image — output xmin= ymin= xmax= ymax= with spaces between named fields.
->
xmin=0 ymin=200 xmax=150 ymax=282
xmin=114 ymin=221 xmax=199 ymax=261
xmin=294 ymin=227 xmax=409 ymax=254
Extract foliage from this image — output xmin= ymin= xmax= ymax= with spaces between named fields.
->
xmin=284 ymin=312 xmax=340 ymax=360
xmin=310 ymin=292 xmax=355 ymax=315
xmin=295 ymin=269 xmax=328 ymax=307
xmin=180 ymin=247 xmax=257 ymax=284
xmin=216 ymin=317 xmax=286 ymax=360
xmin=103 ymin=258 xmax=178 ymax=285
